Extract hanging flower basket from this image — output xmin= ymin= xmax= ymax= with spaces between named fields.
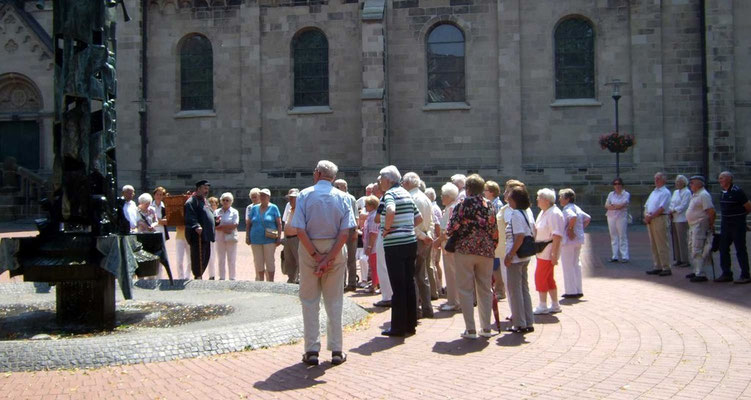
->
xmin=598 ymin=132 xmax=635 ymax=153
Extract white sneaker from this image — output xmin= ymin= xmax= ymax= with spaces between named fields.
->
xmin=440 ymin=304 xmax=460 ymax=311
xmin=548 ymin=305 xmax=562 ymax=314
xmin=533 ymin=306 xmax=550 ymax=315
xmin=461 ymin=330 xmax=478 ymax=339
xmin=479 ymin=329 xmax=494 ymax=338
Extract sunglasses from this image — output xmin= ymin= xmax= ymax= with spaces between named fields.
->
xmin=222 ymin=199 xmax=231 ymax=202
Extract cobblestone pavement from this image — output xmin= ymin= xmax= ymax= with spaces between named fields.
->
xmin=2 ymin=224 xmax=751 ymax=399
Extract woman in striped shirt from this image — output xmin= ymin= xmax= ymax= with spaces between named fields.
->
xmin=378 ymin=165 xmax=423 ymax=337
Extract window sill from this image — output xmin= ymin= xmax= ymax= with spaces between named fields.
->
xmin=422 ymin=102 xmax=471 ymax=111
xmin=174 ymin=110 xmax=217 ymax=118
xmin=287 ymin=106 xmax=333 ymax=115
xmin=549 ymin=99 xmax=602 ymax=108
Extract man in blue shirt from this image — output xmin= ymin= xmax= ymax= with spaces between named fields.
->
xmin=716 ymin=171 xmax=751 ymax=283
xmin=290 ymin=160 xmax=356 ymax=366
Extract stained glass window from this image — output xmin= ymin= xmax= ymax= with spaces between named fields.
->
xmin=427 ymin=24 xmax=465 ymax=103
xmin=180 ymin=34 xmax=213 ymax=110
xmin=293 ymin=30 xmax=329 ymax=107
xmin=555 ymin=18 xmax=595 ymax=99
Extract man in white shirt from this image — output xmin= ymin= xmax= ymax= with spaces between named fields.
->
xmin=334 ymin=179 xmax=359 ymax=291
xmin=645 ymin=172 xmax=673 ymax=276
xmin=669 ymin=175 xmax=692 ymax=268
xmin=403 ymin=172 xmax=434 ymax=318
xmin=121 ymin=185 xmax=138 ymax=232
xmin=684 ymin=176 xmax=716 ymax=282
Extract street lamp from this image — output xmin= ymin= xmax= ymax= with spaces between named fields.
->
xmin=605 ymin=78 xmax=627 ymax=177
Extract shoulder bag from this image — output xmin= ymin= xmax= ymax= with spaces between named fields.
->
xmin=513 ymin=210 xmax=551 ymax=258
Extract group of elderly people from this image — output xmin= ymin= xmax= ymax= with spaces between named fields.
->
xmin=356 ymin=168 xmax=592 ymax=339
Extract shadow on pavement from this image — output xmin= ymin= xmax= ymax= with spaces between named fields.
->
xmin=432 ymin=338 xmax=489 ymax=355
xmin=253 ymin=363 xmax=332 ymax=391
xmin=349 ymin=336 xmax=404 ymax=356
xmin=533 ymin=314 xmax=560 ymax=324
xmin=495 ymin=332 xmax=529 ymax=347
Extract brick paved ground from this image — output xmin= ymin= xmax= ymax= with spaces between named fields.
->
xmin=2 ymin=224 xmax=751 ymax=399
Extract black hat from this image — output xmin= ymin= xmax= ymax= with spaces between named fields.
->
xmin=195 ymin=179 xmax=210 ymax=188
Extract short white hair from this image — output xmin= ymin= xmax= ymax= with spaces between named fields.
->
xmin=379 ymin=165 xmax=402 ymax=184
xmin=654 ymin=172 xmax=666 ymax=181
xmin=536 ymin=188 xmax=556 ymax=204
xmin=316 ymin=160 xmax=338 ymax=180
xmin=441 ymin=182 xmax=459 ymax=201
xmin=122 ymin=185 xmax=134 ymax=192
xmin=249 ymin=187 xmax=260 ymax=198
xmin=138 ymin=193 xmax=152 ymax=205
xmin=334 ymin=179 xmax=348 ymax=191
xmin=220 ymin=192 xmax=234 ymax=202
xmin=451 ymin=174 xmax=466 ymax=188
xmin=402 ymin=172 xmax=420 ymax=188
xmin=418 ymin=180 xmax=426 ymax=192
xmin=719 ymin=171 xmax=733 ymax=180
xmin=425 ymin=188 xmax=437 ymax=201
xmin=675 ymin=175 xmax=688 ymax=186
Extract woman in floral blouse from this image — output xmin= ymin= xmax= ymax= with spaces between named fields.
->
xmin=447 ymin=174 xmax=499 ymax=339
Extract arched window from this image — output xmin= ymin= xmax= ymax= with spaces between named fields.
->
xmin=180 ymin=34 xmax=213 ymax=110
xmin=427 ymin=23 xmax=465 ymax=103
xmin=554 ymin=18 xmax=595 ymax=99
xmin=293 ymin=29 xmax=329 ymax=107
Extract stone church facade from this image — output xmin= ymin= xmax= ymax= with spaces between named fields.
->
xmin=1 ymin=0 xmax=749 ymax=216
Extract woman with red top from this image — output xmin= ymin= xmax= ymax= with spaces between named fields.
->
xmin=446 ymin=174 xmax=499 ymax=339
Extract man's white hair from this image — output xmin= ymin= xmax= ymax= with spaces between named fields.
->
xmin=418 ymin=180 xmax=426 ymax=192
xmin=536 ymin=188 xmax=556 ymax=205
xmin=379 ymin=165 xmax=402 ymax=184
xmin=334 ymin=179 xmax=348 ymax=191
xmin=441 ymin=182 xmax=459 ymax=201
xmin=451 ymin=174 xmax=466 ymax=188
xmin=402 ymin=172 xmax=420 ymax=189
xmin=220 ymin=192 xmax=234 ymax=202
xmin=138 ymin=193 xmax=153 ymax=205
xmin=316 ymin=160 xmax=338 ymax=180
xmin=122 ymin=185 xmax=134 ymax=192
xmin=675 ymin=175 xmax=688 ymax=187
xmin=654 ymin=172 xmax=666 ymax=181
xmin=719 ymin=171 xmax=733 ymax=181
xmin=425 ymin=188 xmax=437 ymax=201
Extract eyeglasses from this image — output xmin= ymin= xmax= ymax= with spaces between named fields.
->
xmin=222 ymin=199 xmax=230 ymax=202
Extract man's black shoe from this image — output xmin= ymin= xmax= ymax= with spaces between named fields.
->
xmin=646 ymin=269 xmax=662 ymax=275
xmin=714 ymin=275 xmax=733 ymax=283
xmin=658 ymin=270 xmax=672 ymax=276
xmin=690 ymin=276 xmax=708 ymax=282
xmin=373 ymin=300 xmax=391 ymax=307
xmin=381 ymin=329 xmax=404 ymax=337
xmin=685 ymin=273 xmax=696 ymax=279
xmin=733 ymin=277 xmax=751 ymax=284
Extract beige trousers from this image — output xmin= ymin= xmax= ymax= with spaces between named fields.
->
xmin=688 ymin=220 xmax=712 ymax=277
xmin=647 ymin=215 xmax=672 ymax=270
xmin=251 ymin=243 xmax=276 ymax=273
xmin=298 ymin=238 xmax=347 ymax=353
xmin=454 ymin=253 xmax=493 ymax=332
xmin=441 ymin=249 xmax=460 ymax=306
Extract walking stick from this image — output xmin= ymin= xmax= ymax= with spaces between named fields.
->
xmin=198 ymin=233 xmax=203 ymax=279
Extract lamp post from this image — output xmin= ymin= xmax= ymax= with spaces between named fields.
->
xmin=605 ymin=78 xmax=627 ymax=177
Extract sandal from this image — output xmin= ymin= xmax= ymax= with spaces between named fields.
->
xmin=302 ymin=351 xmax=319 ymax=366
xmin=504 ymin=327 xmax=522 ymax=333
xmin=479 ymin=329 xmax=493 ymax=338
xmin=331 ymin=351 xmax=347 ymax=365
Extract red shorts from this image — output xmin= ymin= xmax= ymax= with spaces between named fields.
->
xmin=368 ymin=253 xmax=379 ymax=286
xmin=535 ymin=258 xmax=557 ymax=292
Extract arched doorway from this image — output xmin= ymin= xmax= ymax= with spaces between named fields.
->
xmin=0 ymin=73 xmax=42 ymax=170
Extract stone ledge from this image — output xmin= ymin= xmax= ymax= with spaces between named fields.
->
xmin=549 ymin=99 xmax=603 ymax=108
xmin=0 ymin=281 xmax=368 ymax=371
xmin=174 ymin=110 xmax=217 ymax=118
xmin=422 ymin=102 xmax=471 ymax=111
xmin=287 ymin=106 xmax=333 ymax=115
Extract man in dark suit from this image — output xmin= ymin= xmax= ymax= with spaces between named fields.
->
xmin=184 ymin=180 xmax=215 ymax=279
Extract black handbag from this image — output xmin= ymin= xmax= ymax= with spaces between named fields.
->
xmin=444 ymin=235 xmax=458 ymax=253
xmin=513 ymin=210 xmax=551 ymax=258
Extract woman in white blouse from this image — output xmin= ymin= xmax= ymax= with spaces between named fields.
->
xmin=604 ymin=178 xmax=630 ymax=263
xmin=533 ymin=188 xmax=565 ymax=315
xmin=503 ymin=185 xmax=536 ymax=333
xmin=436 ymin=182 xmax=461 ymax=312
xmin=215 ymin=192 xmax=240 ymax=280
xmin=669 ymin=175 xmax=691 ymax=268
xmin=559 ymin=188 xmax=591 ymax=299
